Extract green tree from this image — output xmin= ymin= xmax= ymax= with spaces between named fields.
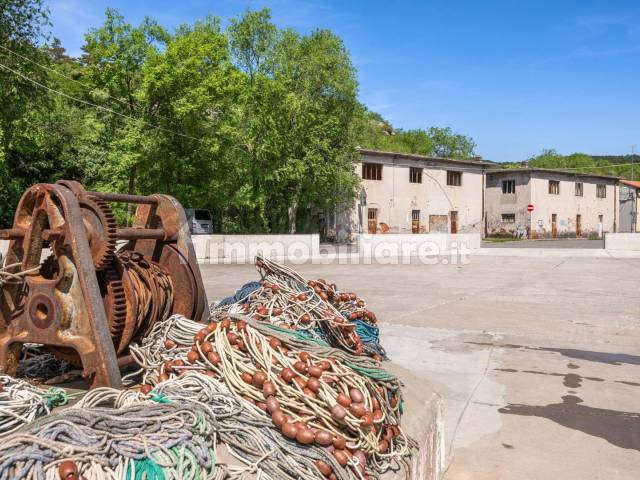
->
xmin=0 ymin=0 xmax=51 ymax=226
xmin=227 ymin=9 xmax=360 ymax=233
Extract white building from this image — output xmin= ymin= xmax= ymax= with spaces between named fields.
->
xmin=354 ymin=149 xmax=488 ymax=235
xmin=485 ymin=168 xmax=619 ymax=238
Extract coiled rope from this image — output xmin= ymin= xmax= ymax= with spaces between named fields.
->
xmin=130 ymin=313 xmax=415 ymax=478
xmin=0 ymin=373 xmax=349 ymax=480
xmin=0 ymin=376 xmax=69 ymax=436
xmin=212 ymin=256 xmax=385 ymax=357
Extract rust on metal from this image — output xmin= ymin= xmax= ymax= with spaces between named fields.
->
xmin=0 ymin=181 xmax=207 ymax=389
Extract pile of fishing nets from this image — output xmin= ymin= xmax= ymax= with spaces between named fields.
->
xmin=0 ymin=258 xmax=415 ymax=480
xmin=214 ymin=256 xmax=385 ymax=358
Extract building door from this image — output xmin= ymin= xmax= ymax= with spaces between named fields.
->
xmin=411 ymin=210 xmax=420 ymax=234
xmin=450 ymin=211 xmax=458 ymax=234
xmin=429 ymin=215 xmax=448 ymax=233
xmin=576 ymin=214 xmax=582 ymax=237
xmin=367 ymin=209 xmax=378 ymax=234
xmin=551 ymin=214 xmax=557 ymax=238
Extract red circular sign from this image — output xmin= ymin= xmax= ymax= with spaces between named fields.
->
xmin=527 ymin=204 xmax=534 ymax=212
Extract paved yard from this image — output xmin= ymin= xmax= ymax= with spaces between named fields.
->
xmin=201 ymin=255 xmax=640 ymax=480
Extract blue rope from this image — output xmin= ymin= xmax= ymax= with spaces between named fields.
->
xmin=353 ymin=319 xmax=386 ymax=357
xmin=217 ymin=281 xmax=261 ymax=307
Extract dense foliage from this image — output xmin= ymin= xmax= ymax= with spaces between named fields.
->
xmin=501 ymin=149 xmax=639 ymax=180
xmin=356 ymin=110 xmax=476 ymax=158
xmin=0 ymin=3 xmax=365 ymax=231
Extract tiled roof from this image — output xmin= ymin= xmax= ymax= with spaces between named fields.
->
xmin=621 ymin=179 xmax=640 ymax=189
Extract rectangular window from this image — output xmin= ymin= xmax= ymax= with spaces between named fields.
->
xmin=502 ymin=214 xmax=516 ymax=223
xmin=502 ymin=179 xmax=516 ymax=194
xmin=362 ymin=163 xmax=382 ymax=181
xmin=447 ymin=171 xmax=462 ymax=186
xmin=575 ymin=182 xmax=583 ymax=197
xmin=596 ymin=184 xmax=606 ymax=198
xmin=409 ymin=167 xmax=422 ymax=183
xmin=549 ymin=180 xmax=560 ymax=195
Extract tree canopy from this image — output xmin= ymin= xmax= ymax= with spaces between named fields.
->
xmin=355 ymin=110 xmax=476 ymax=159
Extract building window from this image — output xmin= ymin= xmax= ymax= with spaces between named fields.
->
xmin=502 ymin=179 xmax=516 ymax=194
xmin=575 ymin=182 xmax=583 ymax=196
xmin=549 ymin=180 xmax=560 ymax=195
xmin=596 ymin=184 xmax=606 ymax=198
xmin=502 ymin=214 xmax=516 ymax=223
xmin=409 ymin=167 xmax=422 ymax=183
xmin=447 ymin=171 xmax=462 ymax=186
xmin=362 ymin=163 xmax=382 ymax=181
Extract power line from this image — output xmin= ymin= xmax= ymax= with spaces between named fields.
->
xmin=0 ymin=60 xmax=203 ymax=143
xmin=0 ymin=42 xmax=135 ymax=110
xmin=487 ymin=163 xmax=632 ymax=171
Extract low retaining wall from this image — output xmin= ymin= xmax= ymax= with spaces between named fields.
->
xmin=357 ymin=233 xmax=481 ymax=256
xmin=604 ymin=233 xmax=640 ymax=251
xmin=191 ymin=234 xmax=320 ymax=263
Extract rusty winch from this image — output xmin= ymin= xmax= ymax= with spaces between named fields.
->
xmin=0 ymin=180 xmax=207 ymax=388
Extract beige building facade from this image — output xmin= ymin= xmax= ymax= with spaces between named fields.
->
xmin=485 ymin=169 xmax=618 ymax=238
xmin=356 ymin=149 xmax=488 ymax=235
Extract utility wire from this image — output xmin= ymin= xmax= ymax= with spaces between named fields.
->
xmin=485 ymin=163 xmax=632 ymax=171
xmin=0 ymin=42 xmax=134 ymax=110
xmin=0 ymin=60 xmax=204 ymax=142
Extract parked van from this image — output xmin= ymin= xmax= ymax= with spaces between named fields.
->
xmin=185 ymin=209 xmax=213 ymax=234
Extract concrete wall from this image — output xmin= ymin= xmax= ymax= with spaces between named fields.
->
xmin=359 ymin=153 xmax=484 ymax=235
xmin=485 ymin=171 xmax=532 ymax=237
xmin=485 ymin=171 xmax=618 ymax=238
xmin=605 ymin=233 xmax=640 ymax=250
xmin=191 ymin=234 xmax=320 ymax=263
xmin=358 ymin=233 xmax=481 ymax=256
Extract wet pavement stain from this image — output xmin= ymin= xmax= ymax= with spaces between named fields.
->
xmin=494 ymin=368 xmax=518 ymax=372
xmin=522 ymin=370 xmax=563 ymax=377
xmin=499 ymin=395 xmax=640 ymax=451
xmin=616 ymin=381 xmax=640 ymax=387
xmin=468 ymin=342 xmax=640 ymax=366
xmin=537 ymin=348 xmax=640 ymax=366
xmin=563 ymin=373 xmax=582 ymax=388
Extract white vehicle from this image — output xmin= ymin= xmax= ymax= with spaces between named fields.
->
xmin=185 ymin=208 xmax=213 ymax=234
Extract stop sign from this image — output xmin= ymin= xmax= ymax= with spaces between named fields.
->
xmin=527 ymin=204 xmax=534 ymax=212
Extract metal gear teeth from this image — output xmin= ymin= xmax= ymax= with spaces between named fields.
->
xmin=85 ymin=195 xmax=118 ymax=271
xmin=104 ymin=259 xmax=127 ymax=350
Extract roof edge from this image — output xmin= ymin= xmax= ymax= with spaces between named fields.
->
xmin=357 ymin=148 xmax=492 ymax=166
xmin=485 ymin=167 xmax=619 ymax=181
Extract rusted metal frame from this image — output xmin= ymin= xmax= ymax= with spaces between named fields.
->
xmin=85 ymin=191 xmax=158 ymax=205
xmin=0 ymin=183 xmax=122 ymax=388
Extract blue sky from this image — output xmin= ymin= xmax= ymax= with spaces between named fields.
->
xmin=47 ymin=0 xmax=640 ymax=162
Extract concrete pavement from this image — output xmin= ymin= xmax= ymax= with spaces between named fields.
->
xmin=201 ymin=255 xmax=640 ymax=480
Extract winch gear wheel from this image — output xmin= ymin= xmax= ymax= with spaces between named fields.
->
xmin=79 ymin=195 xmax=117 ymax=270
